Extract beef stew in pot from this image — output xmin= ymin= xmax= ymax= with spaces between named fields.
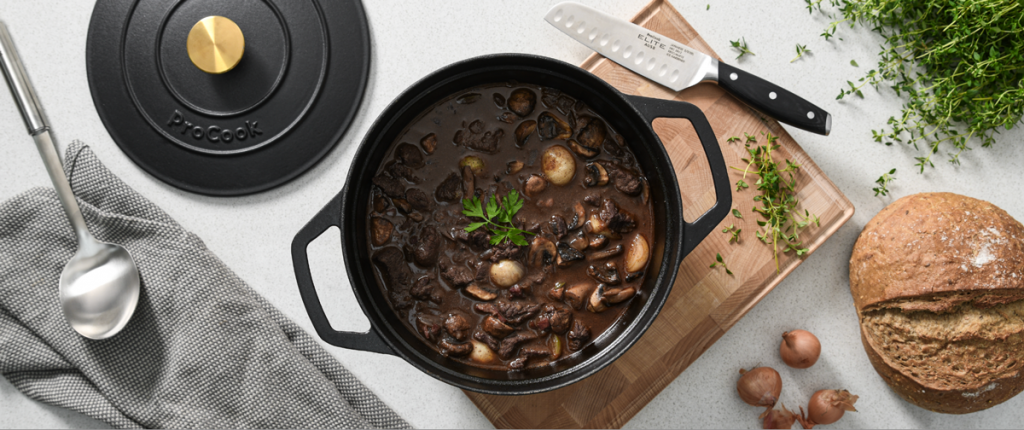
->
xmin=366 ymin=83 xmax=655 ymax=372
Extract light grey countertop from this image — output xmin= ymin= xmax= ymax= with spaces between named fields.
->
xmin=1 ymin=0 xmax=1022 ymax=428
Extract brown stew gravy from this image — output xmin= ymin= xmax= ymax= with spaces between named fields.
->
xmin=366 ymin=83 xmax=654 ymax=371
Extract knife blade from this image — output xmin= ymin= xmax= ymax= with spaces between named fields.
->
xmin=545 ymin=2 xmax=831 ymax=136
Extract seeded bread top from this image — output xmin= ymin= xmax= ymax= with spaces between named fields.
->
xmin=850 ymin=192 xmax=1024 ymax=313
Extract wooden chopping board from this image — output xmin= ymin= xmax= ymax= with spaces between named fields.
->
xmin=464 ymin=0 xmax=855 ymax=427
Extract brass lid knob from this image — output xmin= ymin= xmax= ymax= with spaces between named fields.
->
xmin=186 ymin=16 xmax=244 ymax=74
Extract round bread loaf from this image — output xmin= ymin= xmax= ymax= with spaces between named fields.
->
xmin=850 ymin=192 xmax=1024 ymax=414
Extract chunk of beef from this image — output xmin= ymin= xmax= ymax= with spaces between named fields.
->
xmin=520 ymin=346 xmax=552 ymax=359
xmin=474 ymin=302 xmax=502 ymax=320
xmin=499 ymin=301 xmax=542 ymax=325
xmin=508 ymin=357 xmax=527 ymax=370
xmin=394 ymin=143 xmax=424 ymax=168
xmin=410 ymin=277 xmax=441 ymax=304
xmin=532 ymin=304 xmax=573 ymax=334
xmin=444 ymin=313 xmax=471 ymax=341
xmin=435 ymin=172 xmax=463 ymax=202
xmin=597 ymin=161 xmax=642 ymax=196
xmin=440 ymin=263 xmax=474 ymax=288
xmin=454 ymin=228 xmax=490 ymax=250
xmin=373 ymin=193 xmax=389 ymax=213
xmin=439 ymin=339 xmax=472 ymax=357
xmin=407 ymin=226 xmax=441 ymax=267
xmin=372 ymin=173 xmax=405 ymax=199
xmin=487 ymin=242 xmax=525 ymax=263
xmin=415 ymin=315 xmax=442 ymax=341
xmin=388 ymin=163 xmax=422 ymax=184
xmin=499 ymin=332 xmax=538 ymax=359
xmin=474 ymin=261 xmax=491 ymax=282
xmin=599 ymin=199 xmax=637 ymax=234
xmin=567 ymin=320 xmax=592 ymax=352
xmin=473 ymin=331 xmax=500 ymax=351
xmin=541 ymin=88 xmax=576 ymax=115
xmin=453 ymin=120 xmax=505 ymax=153
xmin=508 ymin=283 xmax=530 ymax=299
xmin=406 ymin=188 xmax=431 ymax=212
xmin=369 ymin=216 xmax=393 ymax=246
xmin=372 ymin=247 xmax=414 ymax=290
xmin=481 ymin=315 xmax=514 ymax=338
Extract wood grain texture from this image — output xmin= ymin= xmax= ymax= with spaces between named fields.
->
xmin=464 ymin=1 xmax=855 ymax=427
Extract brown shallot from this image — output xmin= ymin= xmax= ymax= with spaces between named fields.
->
xmin=737 ymin=367 xmax=782 ymax=409
xmin=779 ymin=329 xmax=821 ymax=369
xmin=796 ymin=389 xmax=858 ymax=428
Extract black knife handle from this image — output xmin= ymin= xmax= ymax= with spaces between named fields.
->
xmin=717 ymin=62 xmax=831 ymax=136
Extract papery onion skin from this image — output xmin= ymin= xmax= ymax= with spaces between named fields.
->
xmin=780 ymin=329 xmax=821 ymax=369
xmin=762 ymin=403 xmax=797 ymax=429
xmin=737 ymin=367 xmax=783 ymax=408
xmin=800 ymin=389 xmax=859 ymax=427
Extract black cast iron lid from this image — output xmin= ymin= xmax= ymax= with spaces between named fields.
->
xmin=86 ymin=0 xmax=370 ymax=196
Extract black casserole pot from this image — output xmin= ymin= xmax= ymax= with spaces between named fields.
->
xmin=291 ymin=54 xmax=731 ymax=395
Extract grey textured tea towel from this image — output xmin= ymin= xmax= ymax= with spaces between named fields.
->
xmin=0 ymin=142 xmax=410 ymax=429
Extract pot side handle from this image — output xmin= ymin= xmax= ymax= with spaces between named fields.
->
xmin=626 ymin=95 xmax=732 ymax=257
xmin=291 ymin=194 xmax=395 ymax=355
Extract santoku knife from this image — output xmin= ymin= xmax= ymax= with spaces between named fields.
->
xmin=545 ymin=2 xmax=831 ymax=136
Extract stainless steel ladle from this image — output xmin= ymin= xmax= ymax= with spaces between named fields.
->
xmin=0 ymin=21 xmax=140 ymax=340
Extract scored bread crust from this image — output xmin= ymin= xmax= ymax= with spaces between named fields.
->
xmin=850 ymin=192 xmax=1024 ymax=414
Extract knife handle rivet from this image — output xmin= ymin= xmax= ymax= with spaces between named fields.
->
xmin=729 ymin=72 xmax=738 ymax=81
xmin=769 ymin=92 xmax=777 ymax=100
xmin=807 ymin=111 xmax=816 ymax=120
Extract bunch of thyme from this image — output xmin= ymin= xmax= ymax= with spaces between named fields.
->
xmin=812 ymin=0 xmax=1024 ymax=172
xmin=732 ymin=132 xmax=820 ymax=272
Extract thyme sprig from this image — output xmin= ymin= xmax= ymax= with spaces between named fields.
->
xmin=730 ymin=37 xmax=755 ymax=60
xmin=873 ymin=169 xmax=897 ymax=197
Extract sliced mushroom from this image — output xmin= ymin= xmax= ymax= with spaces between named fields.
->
xmin=525 ymin=174 xmax=548 ymax=197
xmin=641 ymin=178 xmax=650 ymax=205
xmin=392 ymin=198 xmax=412 ymax=214
xmin=567 ymin=202 xmax=586 ymax=230
xmin=549 ymin=215 xmax=568 ymax=240
xmin=587 ymin=262 xmax=621 ymax=285
xmin=420 ymin=133 xmax=437 ymax=154
xmin=537 ymin=112 xmax=572 ymax=140
xmin=498 ymin=112 xmax=518 ymax=124
xmin=456 ymin=93 xmax=481 ymax=104
xmin=439 ymin=339 xmax=472 ymax=357
xmin=568 ymin=139 xmax=600 ymax=158
xmin=369 ymin=216 xmax=393 ymax=246
xmin=515 ymin=120 xmax=537 ymax=147
xmin=527 ymin=236 xmax=557 ymax=267
xmin=481 ymin=315 xmax=514 ymax=338
xmin=583 ymin=162 xmax=609 ymax=187
xmin=493 ymin=93 xmax=506 ymax=108
xmin=470 ymin=339 xmax=498 ymax=364
xmin=603 ymin=286 xmax=637 ymax=304
xmin=460 ymin=155 xmax=486 ymax=176
xmin=625 ymin=271 xmax=644 ymax=282
xmin=556 ymin=242 xmax=585 ymax=267
xmin=585 ymin=213 xmax=610 ymax=236
xmin=373 ymin=194 xmax=389 ymax=213
xmin=506 ymin=160 xmax=524 ymax=175
xmin=508 ymin=88 xmax=537 ymax=117
xmin=461 ymin=166 xmax=475 ymax=197
xmin=489 ymin=259 xmax=525 ymax=288
xmin=588 ymin=244 xmax=623 ymax=261
xmin=563 ymin=283 xmax=593 ymax=310
xmin=541 ymin=145 xmax=576 ymax=186
xmin=394 ymin=143 xmax=425 ymax=168
xmin=587 ymin=284 xmax=609 ymax=313
xmin=588 ymin=234 xmax=608 ymax=249
xmin=465 ymin=283 xmax=498 ymax=301
xmin=625 ymin=234 xmax=651 ymax=273
xmin=569 ymin=230 xmax=588 ymax=251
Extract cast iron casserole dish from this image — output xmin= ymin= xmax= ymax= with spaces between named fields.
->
xmin=291 ymin=54 xmax=731 ymax=395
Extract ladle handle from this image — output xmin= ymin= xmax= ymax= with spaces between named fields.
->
xmin=0 ymin=21 xmax=47 ymax=135
xmin=0 ymin=22 xmax=92 ymax=244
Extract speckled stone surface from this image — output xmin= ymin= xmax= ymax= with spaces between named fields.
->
xmin=1 ymin=0 xmax=1022 ymax=428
